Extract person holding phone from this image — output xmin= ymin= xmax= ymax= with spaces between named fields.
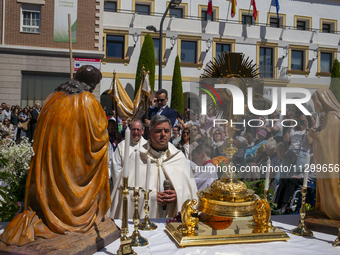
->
xmin=283 ymin=113 xmax=313 ymax=171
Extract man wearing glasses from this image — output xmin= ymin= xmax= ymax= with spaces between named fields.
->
xmin=109 ymin=115 xmax=197 ymax=219
xmin=143 ymin=89 xmax=177 ymax=127
xmin=111 ymin=120 xmax=147 ymax=184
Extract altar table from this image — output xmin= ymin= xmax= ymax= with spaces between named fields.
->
xmin=1 ymin=215 xmax=338 ymax=255
xmin=96 ymin=215 xmax=339 ymax=255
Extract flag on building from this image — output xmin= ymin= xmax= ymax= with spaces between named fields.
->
xmin=275 ymin=0 xmax=280 ymax=20
xmin=231 ymin=0 xmax=237 ymax=18
xmin=251 ymin=0 xmax=257 ymax=21
xmin=207 ymin=0 xmax=213 ymax=16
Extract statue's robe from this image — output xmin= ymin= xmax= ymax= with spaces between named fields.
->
xmin=0 ymin=91 xmax=111 ymax=245
xmin=314 ymin=111 xmax=340 ymax=220
xmin=108 ymin=142 xmax=198 ymax=219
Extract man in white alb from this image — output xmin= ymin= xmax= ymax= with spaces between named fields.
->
xmin=111 ymin=119 xmax=147 ymax=183
xmin=108 ymin=115 xmax=197 ymax=219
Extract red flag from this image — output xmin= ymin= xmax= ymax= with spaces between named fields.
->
xmin=207 ymin=0 xmax=213 ymax=16
xmin=231 ymin=0 xmax=237 ymax=18
xmin=251 ymin=0 xmax=257 ymax=21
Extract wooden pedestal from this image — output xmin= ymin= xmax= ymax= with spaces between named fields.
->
xmin=0 ymin=217 xmax=121 ymax=255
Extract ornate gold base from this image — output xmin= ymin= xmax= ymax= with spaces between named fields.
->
xmin=165 ymin=219 xmax=290 ymax=248
xmin=290 ymin=223 xmax=314 ymax=236
xmin=130 ymin=230 xmax=149 ymax=247
xmin=138 ymin=217 xmax=158 ymax=231
xmin=333 ymin=228 xmax=340 ymax=247
xmin=117 ymin=239 xmax=136 ymax=255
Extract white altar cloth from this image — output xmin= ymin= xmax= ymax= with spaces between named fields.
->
xmin=1 ymin=215 xmax=338 ymax=254
xmin=96 ymin=215 xmax=339 ymax=255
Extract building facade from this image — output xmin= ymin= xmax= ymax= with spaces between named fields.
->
xmin=0 ymin=0 xmax=104 ymax=107
xmin=101 ymin=0 xmax=340 ymax=113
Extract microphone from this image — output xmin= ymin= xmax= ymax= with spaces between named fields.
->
xmin=163 ymin=180 xmax=170 ymax=210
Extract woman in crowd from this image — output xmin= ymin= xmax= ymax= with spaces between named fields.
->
xmin=261 ymin=111 xmax=283 ymax=143
xmin=194 ymin=112 xmax=200 ymax=126
xmin=19 ymin=107 xmax=31 ymax=138
xmin=10 ymin=108 xmax=19 ymax=140
xmin=209 ymin=128 xmax=227 ymax=158
xmin=283 ymin=113 xmax=313 ymax=170
xmin=176 ymin=127 xmax=191 ymax=159
xmin=1 ymin=118 xmax=14 ymax=139
xmin=190 ymin=125 xmax=205 ymax=145
xmin=199 ymin=109 xmax=216 ymax=134
xmin=184 ymin=111 xmax=196 ymax=128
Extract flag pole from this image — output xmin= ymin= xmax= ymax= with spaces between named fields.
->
xmin=113 ymin=71 xmax=119 ymax=133
xmin=142 ymin=66 xmax=149 ymax=140
xmin=248 ymin=1 xmax=252 ymax=17
xmin=108 ymin=70 xmax=119 ymax=133
xmin=68 ymin=14 xmax=73 ymax=79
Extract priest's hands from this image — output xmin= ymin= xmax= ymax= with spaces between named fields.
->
xmin=157 ymin=190 xmax=177 ymax=206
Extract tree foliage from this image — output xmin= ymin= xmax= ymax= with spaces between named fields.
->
xmin=170 ymin=55 xmax=184 ymax=114
xmin=134 ymin=34 xmax=155 ymax=96
xmin=330 ymin=59 xmax=340 ymax=103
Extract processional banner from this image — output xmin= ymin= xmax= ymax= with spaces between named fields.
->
xmin=53 ymin=0 xmax=78 ymax=42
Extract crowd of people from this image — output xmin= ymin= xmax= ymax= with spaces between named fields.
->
xmin=0 ymin=87 xmax=325 ymax=217
xmin=106 ymin=88 xmax=324 ymax=216
xmin=0 ymin=102 xmax=40 ymax=141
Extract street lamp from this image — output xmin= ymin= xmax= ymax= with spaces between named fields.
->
xmin=313 ymin=48 xmax=320 ymax=61
xmin=146 ymin=0 xmax=182 ymax=90
xmin=133 ymin=32 xmax=139 ymax=47
xmin=206 ymin=39 xmax=212 ymax=52
xmin=282 ymin=46 xmax=289 ymax=59
xmin=170 ymin=36 xmax=176 ymax=50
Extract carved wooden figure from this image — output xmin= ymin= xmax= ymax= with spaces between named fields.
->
xmin=0 ymin=66 xmax=111 ymax=247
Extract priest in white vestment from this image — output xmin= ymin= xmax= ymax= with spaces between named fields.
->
xmin=112 ymin=120 xmax=147 ymax=184
xmin=108 ymin=115 xmax=198 ymax=219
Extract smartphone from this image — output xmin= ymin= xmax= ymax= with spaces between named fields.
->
xmin=297 ymin=120 xmax=305 ymax=125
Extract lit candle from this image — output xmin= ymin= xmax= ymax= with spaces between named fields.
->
xmin=265 ymin=157 xmax=271 ymax=190
xmin=123 ymin=127 xmax=130 ymax=178
xmin=146 ymin=157 xmax=151 ymax=191
xmin=303 ymin=151 xmax=310 ymax=187
xmin=135 ymin=149 xmax=140 ymax=189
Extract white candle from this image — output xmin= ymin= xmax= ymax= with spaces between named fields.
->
xmin=146 ymin=157 xmax=151 ymax=191
xmin=265 ymin=157 xmax=271 ymax=190
xmin=135 ymin=149 xmax=140 ymax=189
xmin=303 ymin=152 xmax=310 ymax=187
xmin=123 ymin=127 xmax=130 ymax=178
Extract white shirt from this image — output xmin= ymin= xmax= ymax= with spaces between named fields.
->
xmin=289 ymin=129 xmax=310 ymax=151
xmin=157 ymin=106 xmax=166 ymax=115
xmin=2 ymin=109 xmax=11 ymax=120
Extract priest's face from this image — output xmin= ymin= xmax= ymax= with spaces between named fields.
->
xmin=149 ymin=122 xmax=171 ymax=150
xmin=130 ymin=121 xmax=144 ymax=142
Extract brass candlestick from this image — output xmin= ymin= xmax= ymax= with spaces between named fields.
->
xmin=130 ymin=187 xmax=149 ymax=246
xmin=138 ymin=189 xmax=157 ymax=231
xmin=117 ymin=177 xmax=136 ymax=255
xmin=291 ymin=186 xmax=313 ymax=236
xmin=264 ymin=189 xmax=273 ymax=227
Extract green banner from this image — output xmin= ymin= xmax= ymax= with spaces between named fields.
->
xmin=53 ymin=0 xmax=77 ymax=43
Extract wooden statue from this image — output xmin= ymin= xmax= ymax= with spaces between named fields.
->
xmin=311 ymin=88 xmax=340 ymax=221
xmin=0 ymin=65 xmax=111 ymax=246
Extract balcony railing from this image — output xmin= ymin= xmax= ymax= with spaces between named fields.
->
xmin=106 ymin=9 xmax=340 ymax=34
xmin=259 ymin=65 xmax=288 ymax=80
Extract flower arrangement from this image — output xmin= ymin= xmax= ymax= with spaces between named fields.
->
xmin=212 ymin=156 xmax=228 ymax=166
xmin=0 ymin=137 xmax=34 ymax=222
